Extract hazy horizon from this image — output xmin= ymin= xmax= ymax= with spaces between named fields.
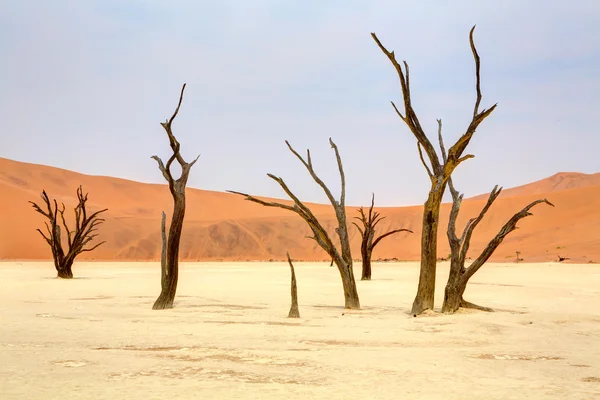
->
xmin=1 ymin=1 xmax=599 ymax=206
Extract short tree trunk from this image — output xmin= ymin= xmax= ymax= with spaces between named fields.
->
xmin=361 ymin=253 xmax=372 ymax=281
xmin=57 ymin=264 xmax=74 ymax=279
xmin=336 ymin=259 xmax=360 ymax=309
xmin=287 ymin=253 xmax=300 ymax=318
xmin=152 ymin=193 xmax=185 ymax=310
xmin=441 ymin=263 xmax=466 ymax=313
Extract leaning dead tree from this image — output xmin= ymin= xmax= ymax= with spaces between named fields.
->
xmin=372 ymin=26 xmax=497 ymax=314
xmin=353 ymin=193 xmax=412 ymax=280
xmin=287 ymin=252 xmax=300 ymax=318
xmin=228 ymin=138 xmax=361 ymax=309
xmin=30 ymin=186 xmax=108 ymax=278
xmin=439 ymin=121 xmax=554 ymax=312
xmin=151 ymin=83 xmax=200 ymax=310
xmin=442 ymin=180 xmax=554 ymax=313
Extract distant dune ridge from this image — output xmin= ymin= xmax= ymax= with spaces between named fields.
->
xmin=0 ymin=157 xmax=598 ymax=263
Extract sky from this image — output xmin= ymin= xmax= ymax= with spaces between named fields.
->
xmin=1 ymin=0 xmax=599 ymax=206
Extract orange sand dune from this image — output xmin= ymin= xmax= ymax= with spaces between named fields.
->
xmin=469 ymin=171 xmax=600 ymax=200
xmin=1 ymin=157 xmax=598 ymax=263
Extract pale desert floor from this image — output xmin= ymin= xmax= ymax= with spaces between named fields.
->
xmin=1 ymin=262 xmax=599 ymax=399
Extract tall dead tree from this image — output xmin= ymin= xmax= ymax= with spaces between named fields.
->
xmin=287 ymin=252 xmax=300 ymax=318
xmin=372 ymin=26 xmax=497 ymax=314
xmin=353 ymin=193 xmax=412 ymax=280
xmin=30 ymin=186 xmax=107 ymax=278
xmin=228 ymin=138 xmax=361 ymax=309
xmin=151 ymin=83 xmax=200 ymax=310
xmin=435 ymin=119 xmax=555 ymax=312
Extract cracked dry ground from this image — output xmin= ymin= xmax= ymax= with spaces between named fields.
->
xmin=1 ymin=261 xmax=599 ymax=399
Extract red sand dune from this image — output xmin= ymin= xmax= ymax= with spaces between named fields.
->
xmin=1 ymin=157 xmax=598 ymax=263
xmin=469 ymin=172 xmax=600 ymax=200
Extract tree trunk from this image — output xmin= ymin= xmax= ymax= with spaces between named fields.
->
xmin=153 ymin=191 xmax=185 ymax=310
xmin=57 ymin=261 xmax=74 ymax=279
xmin=335 ymin=256 xmax=360 ymax=309
xmin=411 ymin=186 xmax=445 ymax=315
xmin=441 ymin=257 xmax=466 ymax=313
xmin=361 ymin=253 xmax=372 ymax=280
xmin=287 ymin=253 xmax=300 ymax=318
xmin=360 ymin=229 xmax=373 ymax=280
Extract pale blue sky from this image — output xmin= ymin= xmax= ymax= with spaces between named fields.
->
xmin=1 ymin=1 xmax=599 ymax=206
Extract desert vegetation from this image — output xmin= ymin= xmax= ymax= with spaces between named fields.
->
xmin=228 ymin=138 xmax=361 ymax=309
xmin=29 ymin=186 xmax=107 ymax=278
xmin=353 ymin=194 xmax=413 ymax=280
xmin=371 ymin=26 xmax=498 ymax=314
xmin=150 ymin=83 xmax=200 ymax=310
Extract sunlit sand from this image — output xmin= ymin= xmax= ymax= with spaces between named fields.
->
xmin=2 ymin=261 xmax=599 ymax=399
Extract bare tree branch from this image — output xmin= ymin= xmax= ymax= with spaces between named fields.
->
xmin=372 ymin=228 xmax=414 ymax=249
xmin=226 ymin=190 xmax=296 ymax=212
xmin=470 ymin=25 xmax=482 ymax=117
xmin=461 ymin=198 xmax=555 ymax=282
xmin=417 ymin=142 xmax=434 ymax=178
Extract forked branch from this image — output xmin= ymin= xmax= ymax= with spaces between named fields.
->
xmin=151 ymin=83 xmax=201 ymax=194
xmin=443 ymin=180 xmax=554 ymax=313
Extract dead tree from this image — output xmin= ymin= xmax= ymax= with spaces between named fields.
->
xmin=29 ymin=186 xmax=107 ymax=278
xmin=442 ymin=178 xmax=554 ymax=313
xmin=287 ymin=252 xmax=300 ymax=318
xmin=228 ymin=138 xmax=361 ymax=309
xmin=372 ymin=26 xmax=497 ymax=314
xmin=353 ymin=193 xmax=412 ymax=280
xmin=151 ymin=83 xmax=200 ymax=310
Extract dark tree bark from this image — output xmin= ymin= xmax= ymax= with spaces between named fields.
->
xmin=228 ymin=138 xmax=361 ymax=309
xmin=287 ymin=252 xmax=300 ymax=318
xmin=151 ymin=83 xmax=200 ymax=310
xmin=30 ymin=186 xmax=108 ymax=278
xmin=441 ymin=172 xmax=554 ymax=313
xmin=353 ymin=193 xmax=412 ymax=280
xmin=159 ymin=211 xmax=167 ymax=290
xmin=371 ymin=26 xmax=497 ymax=314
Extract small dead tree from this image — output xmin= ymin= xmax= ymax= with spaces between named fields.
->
xmin=30 ymin=186 xmax=107 ymax=278
xmin=287 ymin=252 xmax=300 ymax=318
xmin=372 ymin=26 xmax=497 ymax=315
xmin=151 ymin=83 xmax=200 ymax=310
xmin=515 ymin=251 xmax=523 ymax=263
xmin=353 ymin=193 xmax=412 ymax=280
xmin=442 ymin=178 xmax=554 ymax=313
xmin=229 ymin=138 xmax=361 ymax=309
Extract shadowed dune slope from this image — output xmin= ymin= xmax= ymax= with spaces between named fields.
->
xmin=1 ymin=157 xmax=598 ymax=263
